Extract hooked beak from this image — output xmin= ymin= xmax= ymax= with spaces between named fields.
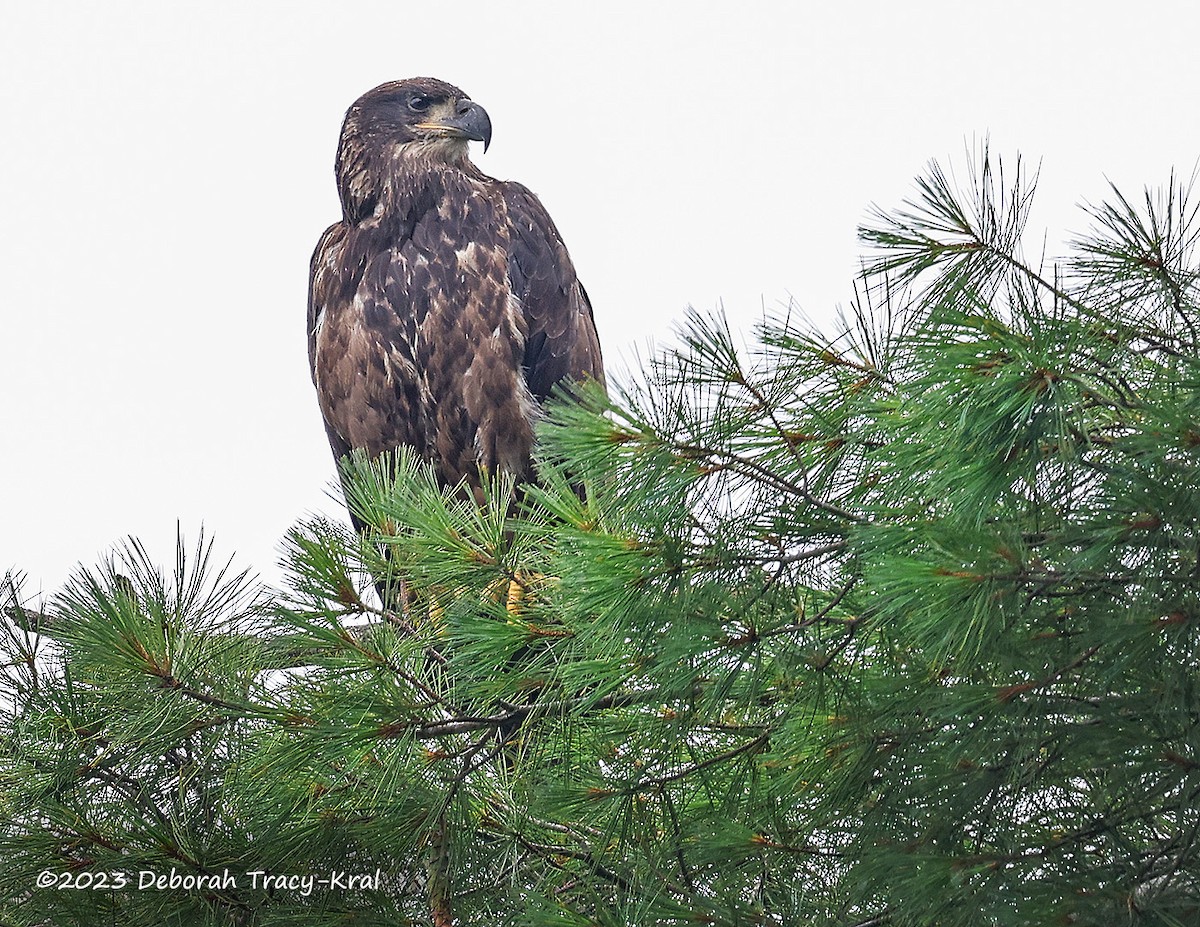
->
xmin=415 ymin=99 xmax=493 ymax=152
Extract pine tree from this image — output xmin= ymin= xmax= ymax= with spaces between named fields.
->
xmin=2 ymin=147 xmax=1198 ymax=926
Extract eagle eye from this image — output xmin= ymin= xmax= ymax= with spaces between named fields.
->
xmin=407 ymin=94 xmax=434 ymax=113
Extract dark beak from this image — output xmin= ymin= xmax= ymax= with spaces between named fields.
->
xmin=447 ymin=99 xmax=492 ymax=153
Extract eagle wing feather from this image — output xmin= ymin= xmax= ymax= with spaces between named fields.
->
xmin=500 ymin=182 xmax=605 ymax=402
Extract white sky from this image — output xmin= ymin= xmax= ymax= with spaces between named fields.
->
xmin=3 ymin=1 xmax=1199 ymax=601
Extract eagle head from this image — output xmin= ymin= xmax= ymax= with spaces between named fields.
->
xmin=335 ymin=77 xmax=492 ymax=219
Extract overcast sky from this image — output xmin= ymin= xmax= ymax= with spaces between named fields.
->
xmin=4 ymin=1 xmax=1199 ymax=601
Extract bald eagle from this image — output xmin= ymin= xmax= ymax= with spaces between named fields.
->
xmin=308 ymin=78 xmax=604 ymax=511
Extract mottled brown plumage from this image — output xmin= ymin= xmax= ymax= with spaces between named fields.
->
xmin=308 ymin=78 xmax=604 ymax=505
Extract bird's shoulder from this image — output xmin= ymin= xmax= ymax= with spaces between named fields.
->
xmin=495 ymin=180 xmax=567 ymax=251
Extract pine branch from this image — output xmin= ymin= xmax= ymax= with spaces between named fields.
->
xmin=394 ymin=686 xmax=690 ymax=739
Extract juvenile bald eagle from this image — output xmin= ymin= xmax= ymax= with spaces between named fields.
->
xmin=309 ymin=78 xmax=603 ymax=512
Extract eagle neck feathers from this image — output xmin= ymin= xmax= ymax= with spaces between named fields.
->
xmin=337 ymin=131 xmax=488 ymax=227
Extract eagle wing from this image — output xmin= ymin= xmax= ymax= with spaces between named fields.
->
xmin=501 ymin=182 xmax=605 ymax=401
xmin=307 ymin=220 xmax=355 ymax=465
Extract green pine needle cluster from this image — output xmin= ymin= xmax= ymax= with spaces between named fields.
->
xmin=3 ymin=147 xmax=1199 ymax=926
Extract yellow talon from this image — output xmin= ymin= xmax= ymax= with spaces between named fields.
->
xmin=506 ymin=576 xmax=525 ymax=619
